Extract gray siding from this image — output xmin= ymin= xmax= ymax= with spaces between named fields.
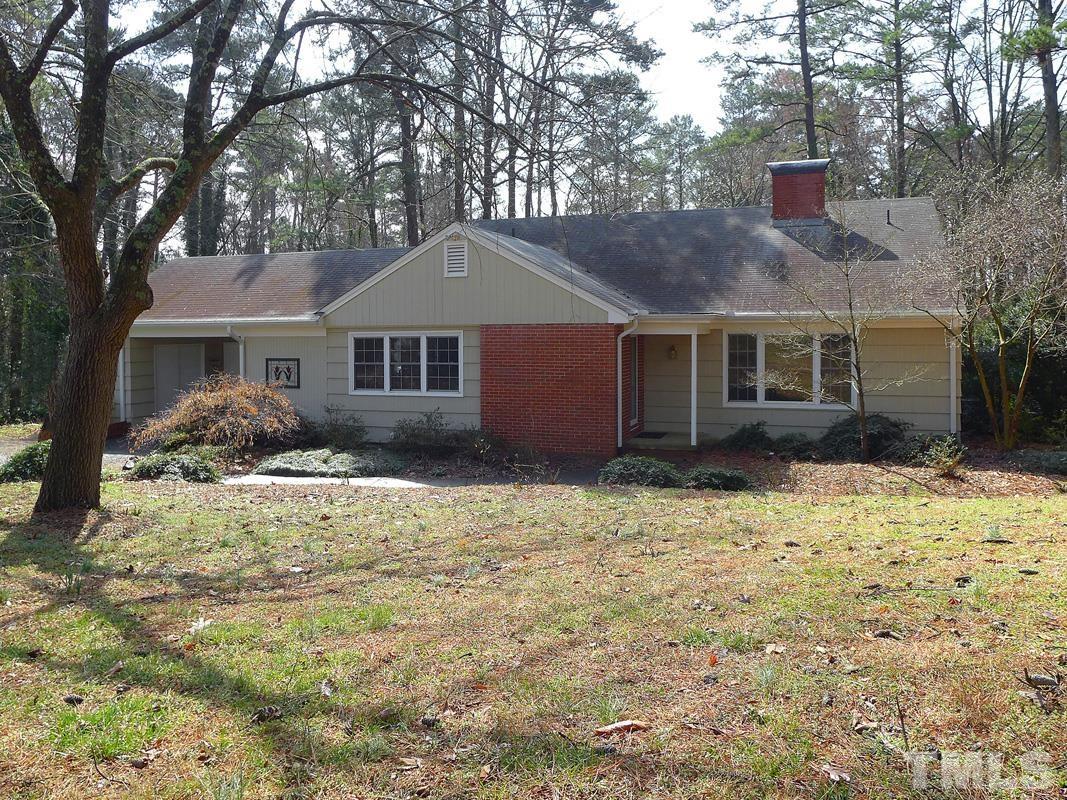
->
xmin=322 ymin=240 xmax=610 ymax=327
xmin=643 ymin=326 xmax=959 ymax=439
xmin=323 ymin=327 xmax=480 ymax=440
xmin=244 ymin=336 xmax=328 ymax=418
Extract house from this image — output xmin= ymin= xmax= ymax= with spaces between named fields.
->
xmin=115 ymin=159 xmax=958 ymax=455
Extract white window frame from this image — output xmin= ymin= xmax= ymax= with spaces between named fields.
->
xmin=348 ymin=331 xmax=464 ymax=397
xmin=722 ymin=331 xmax=856 ymax=409
xmin=443 ymin=238 xmax=468 ymax=278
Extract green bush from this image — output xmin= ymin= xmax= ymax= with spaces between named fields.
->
xmin=390 ymin=410 xmax=463 ymax=455
xmin=1011 ymin=449 xmax=1067 ymax=475
xmin=904 ymin=435 xmax=967 ymax=476
xmin=252 ymin=448 xmax=408 ymax=478
xmin=598 ymin=455 xmax=683 ymax=488
xmin=718 ymin=421 xmax=774 ymax=452
xmin=315 ymin=409 xmax=368 ymax=450
xmin=772 ymin=432 xmax=817 ymax=459
xmin=816 ymin=414 xmax=910 ymax=461
xmin=0 ymin=441 xmax=50 ymax=483
xmin=128 ymin=452 xmax=220 ymax=483
xmin=684 ymin=465 xmax=752 ymax=491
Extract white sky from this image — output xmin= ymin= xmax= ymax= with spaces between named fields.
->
xmin=613 ymin=0 xmax=726 ymax=133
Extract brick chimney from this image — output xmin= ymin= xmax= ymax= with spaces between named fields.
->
xmin=767 ymin=159 xmax=830 ymax=222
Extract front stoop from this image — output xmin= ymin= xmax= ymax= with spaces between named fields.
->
xmin=624 ymin=432 xmax=697 ymax=451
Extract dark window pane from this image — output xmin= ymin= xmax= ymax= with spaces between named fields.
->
xmin=765 ymin=335 xmax=812 ymax=402
xmin=820 ymin=334 xmax=852 ymax=403
xmin=389 ymin=336 xmax=422 ymax=391
xmin=426 ymin=336 xmax=460 ymax=392
xmin=727 ymin=334 xmax=757 ymax=402
xmin=352 ymin=337 xmax=384 ymax=390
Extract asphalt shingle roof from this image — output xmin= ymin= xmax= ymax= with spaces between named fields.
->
xmin=140 ymin=247 xmax=410 ymax=320
xmin=474 ymin=198 xmax=949 ymax=314
xmin=139 ymin=198 xmax=948 ymax=321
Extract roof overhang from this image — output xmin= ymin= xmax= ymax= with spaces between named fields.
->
xmin=130 ymin=316 xmax=325 ymax=338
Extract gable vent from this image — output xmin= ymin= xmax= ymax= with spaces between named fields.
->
xmin=444 ymin=238 xmax=468 ymax=277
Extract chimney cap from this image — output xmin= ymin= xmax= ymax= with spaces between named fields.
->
xmin=766 ymin=158 xmax=830 ymax=176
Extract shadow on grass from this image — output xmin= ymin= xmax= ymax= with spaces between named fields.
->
xmin=0 ymin=506 xmax=389 ymax=796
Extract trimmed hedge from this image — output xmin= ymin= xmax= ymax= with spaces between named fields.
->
xmin=1012 ymin=449 xmax=1067 ymax=475
xmin=253 ymin=448 xmax=408 ymax=478
xmin=816 ymin=413 xmax=910 ymax=461
xmin=773 ymin=432 xmax=817 ymax=459
xmin=718 ymin=421 xmax=774 ymax=452
xmin=684 ymin=465 xmax=752 ymax=491
xmin=128 ymin=452 xmax=220 ymax=483
xmin=600 ymin=456 xmax=753 ymax=492
xmin=598 ymin=456 xmax=683 ymax=487
xmin=0 ymin=441 xmax=50 ymax=483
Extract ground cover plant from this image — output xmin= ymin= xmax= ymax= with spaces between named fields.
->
xmin=252 ymin=448 xmax=408 ymax=478
xmin=0 ymin=478 xmax=1063 ymax=799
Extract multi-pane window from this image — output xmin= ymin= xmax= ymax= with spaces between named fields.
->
xmin=764 ymin=335 xmax=812 ymax=403
xmin=427 ymin=336 xmax=460 ymax=392
xmin=726 ymin=333 xmax=852 ymax=406
xmin=727 ymin=334 xmax=758 ymax=402
xmin=820 ymin=334 xmax=852 ymax=404
xmin=349 ymin=333 xmax=461 ymax=395
xmin=351 ymin=337 xmax=385 ymax=391
xmin=389 ymin=336 xmax=422 ymax=391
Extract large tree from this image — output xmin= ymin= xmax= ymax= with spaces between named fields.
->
xmin=0 ymin=0 xmax=528 ymax=511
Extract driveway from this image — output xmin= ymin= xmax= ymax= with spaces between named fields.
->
xmin=0 ymin=432 xmax=133 ymax=470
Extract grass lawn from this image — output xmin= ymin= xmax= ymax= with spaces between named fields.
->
xmin=0 ymin=479 xmax=1063 ymax=799
xmin=0 ymin=422 xmax=40 ymax=442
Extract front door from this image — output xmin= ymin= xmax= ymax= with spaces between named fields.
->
xmin=154 ymin=343 xmax=204 ymax=412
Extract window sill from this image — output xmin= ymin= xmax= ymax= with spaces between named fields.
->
xmin=349 ymin=389 xmax=463 ymax=398
xmin=723 ymin=401 xmax=850 ymax=410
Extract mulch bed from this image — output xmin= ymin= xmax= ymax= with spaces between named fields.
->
xmin=633 ymin=447 xmax=1064 ymax=498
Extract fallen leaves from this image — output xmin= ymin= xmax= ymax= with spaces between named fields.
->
xmin=594 ymin=719 xmax=650 ymax=737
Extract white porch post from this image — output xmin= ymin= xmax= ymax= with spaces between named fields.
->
xmin=949 ymin=338 xmax=958 ymax=434
xmin=238 ymin=337 xmax=246 ymax=378
xmin=117 ymin=340 xmax=127 ymax=422
xmin=690 ymin=332 xmax=698 ymax=447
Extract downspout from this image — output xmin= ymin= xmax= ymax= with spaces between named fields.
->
xmin=949 ymin=337 xmax=958 ymax=435
xmin=616 ymin=320 xmax=638 ymax=449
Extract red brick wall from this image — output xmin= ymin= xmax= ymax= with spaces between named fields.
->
xmin=771 ymin=171 xmax=826 ymax=219
xmin=622 ymin=335 xmax=644 ymax=438
xmin=480 ymin=324 xmax=621 ymax=456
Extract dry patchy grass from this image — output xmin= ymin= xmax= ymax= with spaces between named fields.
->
xmin=0 ymin=480 xmax=1063 ymax=799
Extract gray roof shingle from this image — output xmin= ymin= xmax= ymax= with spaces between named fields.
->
xmin=140 ymin=247 xmax=409 ymax=320
xmin=474 ymin=198 xmax=949 ymax=314
xmin=138 ymin=198 xmax=948 ymax=322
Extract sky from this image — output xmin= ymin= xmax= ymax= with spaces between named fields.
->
xmin=613 ymin=0 xmax=726 ymax=133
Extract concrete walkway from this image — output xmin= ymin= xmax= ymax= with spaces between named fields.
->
xmin=225 ymin=474 xmax=432 ymax=488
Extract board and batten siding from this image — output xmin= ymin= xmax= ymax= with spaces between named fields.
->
xmin=322 ymin=240 xmax=610 ymax=327
xmin=323 ymin=327 xmax=480 ymax=440
xmin=643 ymin=327 xmax=960 ymax=438
xmin=243 ymin=336 xmax=328 ymax=418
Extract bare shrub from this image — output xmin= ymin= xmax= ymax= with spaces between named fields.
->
xmin=132 ymin=375 xmax=300 ymax=452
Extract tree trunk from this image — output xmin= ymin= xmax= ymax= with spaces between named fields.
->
xmin=7 ymin=274 xmax=23 ymax=418
xmin=1038 ymin=0 xmax=1062 ymax=178
xmin=34 ymin=312 xmax=124 ymax=511
xmin=892 ymin=0 xmax=907 ymax=197
xmin=797 ymin=0 xmax=819 ymax=159
xmin=393 ymin=87 xmax=420 ymax=245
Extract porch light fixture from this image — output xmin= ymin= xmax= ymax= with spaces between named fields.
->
xmin=668 ymin=344 xmax=678 ymax=360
